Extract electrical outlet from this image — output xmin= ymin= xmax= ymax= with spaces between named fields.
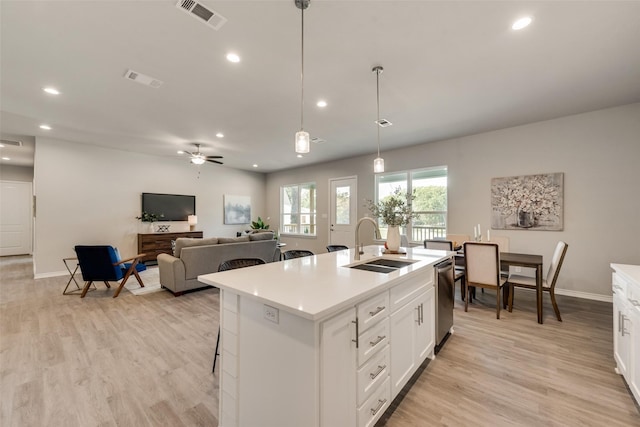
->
xmin=264 ymin=304 xmax=279 ymax=324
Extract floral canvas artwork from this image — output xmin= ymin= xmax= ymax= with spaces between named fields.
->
xmin=491 ymin=173 xmax=563 ymax=231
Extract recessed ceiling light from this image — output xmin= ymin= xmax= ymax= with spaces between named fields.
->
xmin=177 ymin=150 xmax=184 ymax=154
xmin=2 ymin=157 xmax=10 ymax=161
xmin=226 ymin=53 xmax=240 ymax=63
xmin=512 ymin=16 xmax=533 ymax=30
xmin=39 ymin=124 xmax=52 ymax=130
xmin=216 ymin=133 xmax=224 ymax=138
xmin=297 ymin=154 xmax=303 ymax=158
xmin=0 ymin=144 xmax=4 ymax=148
xmin=252 ymin=164 xmax=258 ymax=168
xmin=43 ymin=87 xmax=60 ymax=95
xmin=317 ymin=100 xmax=327 ymax=108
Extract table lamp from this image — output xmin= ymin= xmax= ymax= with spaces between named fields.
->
xmin=188 ymin=215 xmax=198 ymax=231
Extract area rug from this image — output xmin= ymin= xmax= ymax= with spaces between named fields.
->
xmin=124 ymin=266 xmax=165 ymax=295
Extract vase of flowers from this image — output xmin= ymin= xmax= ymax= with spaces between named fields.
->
xmin=365 ymin=188 xmax=416 ymax=252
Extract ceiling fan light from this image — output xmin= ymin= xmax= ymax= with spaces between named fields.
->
xmin=374 ymin=157 xmax=385 ymax=173
xmin=191 ymin=156 xmax=205 ymax=165
xmin=295 ymin=130 xmax=310 ymax=154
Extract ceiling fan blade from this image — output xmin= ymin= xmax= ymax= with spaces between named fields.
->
xmin=183 ymin=151 xmax=195 ymax=156
xmin=205 ymin=155 xmax=223 ymax=159
xmin=206 ymin=159 xmax=224 ymax=165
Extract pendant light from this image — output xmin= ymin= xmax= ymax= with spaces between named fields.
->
xmin=294 ymin=0 xmax=310 ymax=154
xmin=373 ymin=66 xmax=384 ymax=173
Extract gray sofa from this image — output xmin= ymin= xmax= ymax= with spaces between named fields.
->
xmin=157 ymin=234 xmax=279 ymax=295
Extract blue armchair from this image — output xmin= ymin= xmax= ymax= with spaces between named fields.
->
xmin=74 ymin=245 xmax=147 ymax=298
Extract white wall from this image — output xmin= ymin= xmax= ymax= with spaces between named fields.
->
xmin=34 ymin=137 xmax=266 ymax=276
xmin=266 ymin=103 xmax=640 ymax=298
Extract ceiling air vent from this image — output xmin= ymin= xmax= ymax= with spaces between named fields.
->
xmin=177 ymin=0 xmax=227 ymax=30
xmin=0 ymin=139 xmax=23 ymax=147
xmin=123 ymin=69 xmax=163 ymax=88
xmin=376 ymin=119 xmax=393 ymax=128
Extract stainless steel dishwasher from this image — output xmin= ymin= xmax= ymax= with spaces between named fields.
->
xmin=434 ymin=258 xmax=454 ymax=353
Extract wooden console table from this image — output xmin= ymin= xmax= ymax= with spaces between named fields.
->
xmin=138 ymin=231 xmax=203 ymax=264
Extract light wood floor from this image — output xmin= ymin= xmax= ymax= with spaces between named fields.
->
xmin=1 ymin=256 xmax=638 ymax=426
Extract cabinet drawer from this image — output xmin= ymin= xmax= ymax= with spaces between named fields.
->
xmin=389 ymin=270 xmax=433 ymax=313
xmin=357 ymin=344 xmax=389 ymax=406
xmin=357 ymin=376 xmax=390 ymax=427
xmin=357 ymin=291 xmax=389 ymax=332
xmin=358 ymin=318 xmax=389 ymax=365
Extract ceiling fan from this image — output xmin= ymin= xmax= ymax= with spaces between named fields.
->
xmin=183 ymin=143 xmax=223 ymax=165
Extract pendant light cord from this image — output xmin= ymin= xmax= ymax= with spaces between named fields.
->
xmin=376 ymin=67 xmax=381 ymax=157
xmin=300 ymin=5 xmax=305 ymax=131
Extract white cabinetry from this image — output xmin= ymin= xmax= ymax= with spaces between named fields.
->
xmin=390 ymin=280 xmax=435 ymax=397
xmin=611 ymin=264 xmax=640 ymax=405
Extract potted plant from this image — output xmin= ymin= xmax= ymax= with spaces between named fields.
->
xmin=250 ymin=216 xmax=270 ymax=230
xmin=136 ymin=211 xmax=163 ymax=233
xmin=365 ymin=188 xmax=415 ymax=251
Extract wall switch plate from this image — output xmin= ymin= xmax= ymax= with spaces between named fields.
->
xmin=264 ymin=304 xmax=279 ymax=323
xmin=515 ymin=267 xmax=522 ymax=273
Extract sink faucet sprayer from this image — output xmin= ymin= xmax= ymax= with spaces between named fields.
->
xmin=354 ymin=217 xmax=382 ymax=261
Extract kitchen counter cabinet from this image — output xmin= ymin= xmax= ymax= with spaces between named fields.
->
xmin=200 ymin=246 xmax=450 ymax=427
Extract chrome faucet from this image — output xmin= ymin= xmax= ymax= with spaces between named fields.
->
xmin=354 ymin=217 xmax=382 ymax=260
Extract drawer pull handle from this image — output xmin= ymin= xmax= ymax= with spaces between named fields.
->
xmin=370 ymin=398 xmax=387 ymax=416
xmin=369 ymin=306 xmax=385 ymax=317
xmin=352 ymin=319 xmax=359 ymax=349
xmin=369 ymin=335 xmax=386 ymax=347
xmin=369 ymin=364 xmax=386 ymax=380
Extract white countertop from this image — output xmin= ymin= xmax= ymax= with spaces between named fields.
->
xmin=611 ymin=263 xmax=640 ymax=285
xmin=198 ymin=245 xmax=450 ymax=321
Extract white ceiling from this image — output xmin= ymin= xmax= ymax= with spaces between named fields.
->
xmin=1 ymin=0 xmax=639 ymax=171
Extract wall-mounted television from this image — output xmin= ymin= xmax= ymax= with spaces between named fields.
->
xmin=141 ymin=193 xmax=196 ymax=221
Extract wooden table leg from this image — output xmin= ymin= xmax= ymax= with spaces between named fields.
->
xmin=537 ymin=264 xmax=543 ymax=324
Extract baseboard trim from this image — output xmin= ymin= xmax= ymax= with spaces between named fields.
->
xmin=35 ymin=270 xmax=68 ymax=279
xmin=555 ymin=288 xmax=612 ymax=303
xmin=514 ymin=286 xmax=612 ymax=303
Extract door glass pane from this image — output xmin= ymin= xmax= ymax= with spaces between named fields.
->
xmin=335 ymin=186 xmax=350 ymax=225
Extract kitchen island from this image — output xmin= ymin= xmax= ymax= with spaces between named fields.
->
xmin=198 ymin=246 xmax=450 ymax=427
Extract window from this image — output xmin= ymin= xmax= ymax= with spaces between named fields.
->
xmin=375 ymin=167 xmax=447 ymax=242
xmin=281 ymin=182 xmax=317 ymax=236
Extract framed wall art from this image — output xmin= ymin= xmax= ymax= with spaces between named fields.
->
xmin=491 ymin=173 xmax=564 ymax=231
xmin=224 ymin=195 xmax=251 ymax=225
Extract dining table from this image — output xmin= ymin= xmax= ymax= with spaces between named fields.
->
xmin=455 ymin=250 xmax=545 ymax=324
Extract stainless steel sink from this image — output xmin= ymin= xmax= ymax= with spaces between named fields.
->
xmin=364 ymin=259 xmax=417 ymax=268
xmin=347 ymin=258 xmax=417 ymax=273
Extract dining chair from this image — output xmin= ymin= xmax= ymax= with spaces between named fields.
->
xmin=74 ymin=245 xmax=146 ymax=298
xmin=283 ymin=249 xmax=314 ymax=260
xmin=507 ymin=241 xmax=568 ymax=321
xmin=446 ymin=234 xmax=470 ymax=249
xmin=463 ymin=242 xmax=507 ymax=319
xmin=424 ymin=240 xmax=467 ymax=299
xmin=487 ymin=235 xmax=510 ymax=277
xmin=213 ymin=257 xmax=266 ymax=373
xmin=326 ymin=245 xmax=348 ymax=252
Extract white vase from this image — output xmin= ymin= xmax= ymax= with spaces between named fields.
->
xmin=386 ymin=226 xmax=401 ymax=252
xmin=149 ymin=222 xmax=155 ymax=233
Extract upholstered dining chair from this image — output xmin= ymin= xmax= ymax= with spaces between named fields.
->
xmin=446 ymin=234 xmax=470 ymax=249
xmin=283 ymin=249 xmax=314 ymax=260
xmin=463 ymin=242 xmax=508 ymax=319
xmin=74 ymin=245 xmax=146 ymax=298
xmin=507 ymin=241 xmax=568 ymax=321
xmin=424 ymin=240 xmax=466 ymax=299
xmin=487 ymin=235 xmax=510 ymax=277
xmin=326 ymin=245 xmax=348 ymax=252
xmin=213 ymin=257 xmax=266 ymax=373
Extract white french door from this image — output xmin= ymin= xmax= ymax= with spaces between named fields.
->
xmin=329 ymin=176 xmax=357 ymax=248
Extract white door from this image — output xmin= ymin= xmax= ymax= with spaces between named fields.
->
xmin=0 ymin=181 xmax=33 ymax=256
xmin=329 ymin=176 xmax=357 ymax=248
